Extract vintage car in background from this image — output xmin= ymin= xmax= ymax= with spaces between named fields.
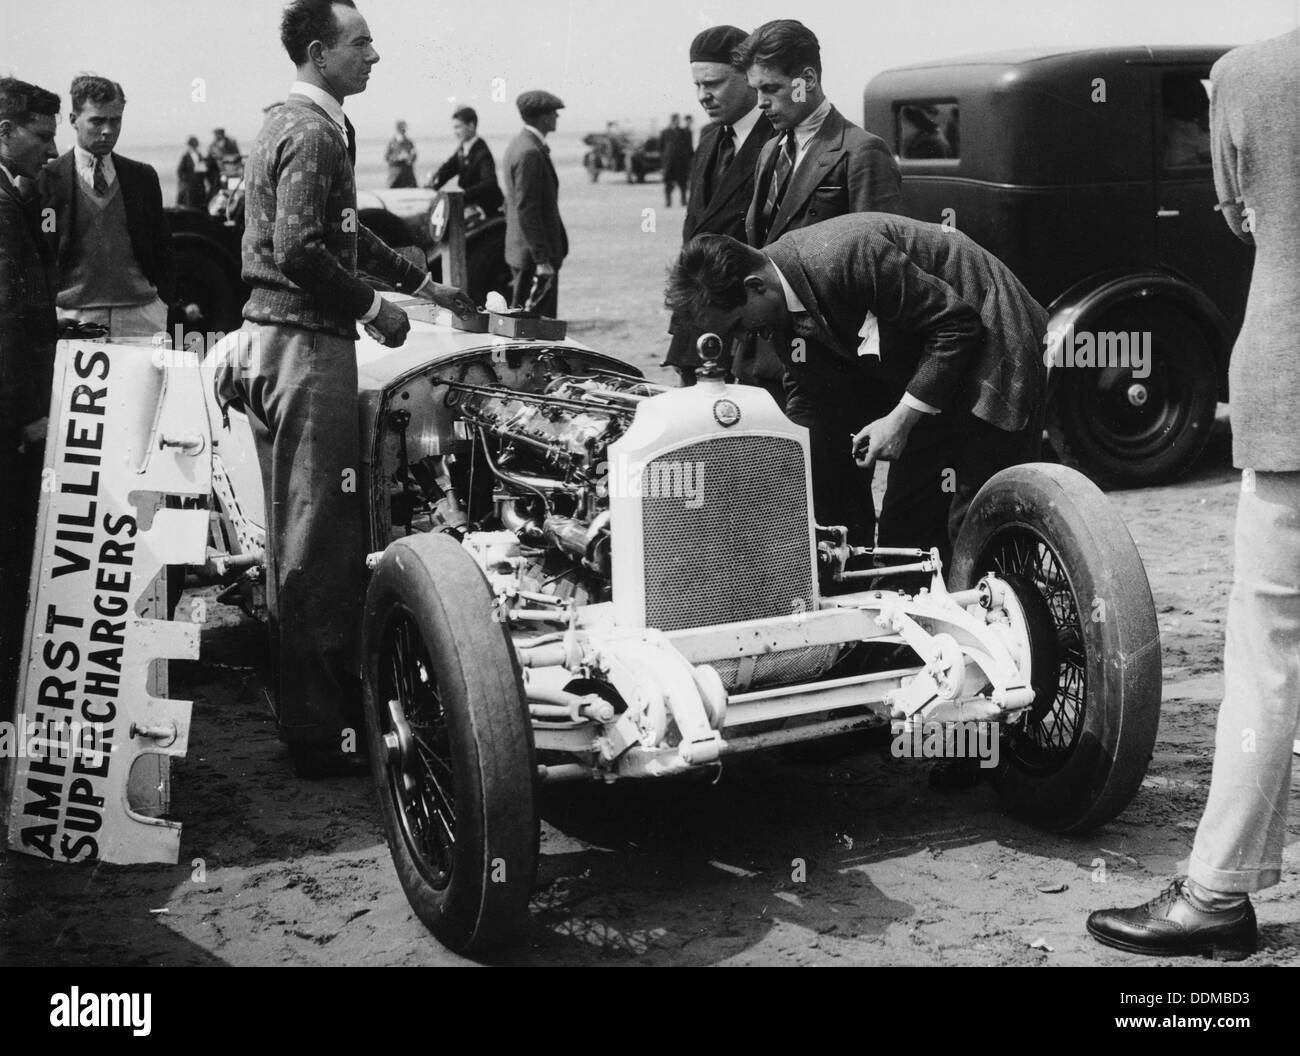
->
xmin=863 ymin=46 xmax=1252 ymax=487
xmin=582 ymin=128 xmax=661 ymax=183
xmin=192 ymin=297 xmax=1162 ymax=954
xmin=166 ymin=187 xmax=511 ymax=336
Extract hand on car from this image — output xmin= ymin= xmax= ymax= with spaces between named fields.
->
xmin=429 ymin=282 xmax=477 ymax=319
xmin=368 ymin=298 xmax=411 ymax=348
xmin=852 ymin=403 xmax=923 ymax=471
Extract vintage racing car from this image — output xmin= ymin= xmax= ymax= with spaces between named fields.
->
xmin=183 ymin=296 xmax=1164 ymax=955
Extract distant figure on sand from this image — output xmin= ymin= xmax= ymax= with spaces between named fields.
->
xmin=176 ymin=135 xmax=209 ymax=206
xmin=385 ymin=119 xmax=417 ymax=187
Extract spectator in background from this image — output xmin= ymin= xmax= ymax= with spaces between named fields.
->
xmin=206 ymin=126 xmax=239 ymax=196
xmin=660 ymin=112 xmax=692 ymax=207
xmin=1087 ymin=27 xmax=1300 ymax=963
xmin=385 ymin=118 xmax=417 ymax=187
xmin=664 ymin=23 xmax=775 ymax=386
xmin=0 ymin=77 xmax=60 ymax=714
xmin=502 ymin=90 xmax=567 ymax=317
xmin=176 ymin=135 xmax=209 ymax=206
xmin=38 ymin=75 xmax=174 ymax=340
xmin=427 ymin=106 xmax=503 ymax=214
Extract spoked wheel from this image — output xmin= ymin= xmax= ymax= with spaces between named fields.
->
xmin=363 ymin=534 xmax=538 ymax=954
xmin=950 ymin=463 xmax=1161 ymax=833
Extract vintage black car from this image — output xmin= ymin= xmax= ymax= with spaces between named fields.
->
xmin=863 ymin=47 xmax=1252 ymax=487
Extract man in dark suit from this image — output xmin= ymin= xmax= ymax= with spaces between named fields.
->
xmin=659 ymin=113 xmax=692 ymax=207
xmin=1087 ymin=28 xmax=1300 ymax=962
xmin=0 ymin=77 xmax=60 ymax=715
xmin=39 ymin=75 xmax=174 ymax=340
xmin=665 ymin=24 xmax=776 ymax=386
xmin=665 ymin=214 xmax=1047 ymax=566
xmin=733 ymin=19 xmax=903 ymax=546
xmin=176 ymin=135 xmax=209 ymax=206
xmin=426 ymin=106 xmax=503 ymax=214
xmin=503 ymin=90 xmax=567 ymax=317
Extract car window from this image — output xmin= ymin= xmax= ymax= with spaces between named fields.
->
xmin=897 ymin=102 xmax=959 ymax=159
xmin=1160 ymin=71 xmax=1211 ymax=169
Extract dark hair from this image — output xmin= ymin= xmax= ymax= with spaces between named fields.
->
xmin=0 ymin=78 xmax=60 ymax=126
xmin=281 ymin=0 xmax=357 ymax=65
xmin=664 ymin=234 xmax=762 ymax=318
xmin=733 ymin=19 xmax=822 ymax=78
xmin=452 ymin=106 xmax=478 ymax=126
xmin=69 ymin=75 xmax=125 ymax=115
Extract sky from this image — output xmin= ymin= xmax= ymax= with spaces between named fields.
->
xmin=2 ymin=0 xmax=1297 ymax=146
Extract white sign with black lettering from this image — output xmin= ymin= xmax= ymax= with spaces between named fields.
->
xmin=3 ymin=341 xmax=210 ymax=864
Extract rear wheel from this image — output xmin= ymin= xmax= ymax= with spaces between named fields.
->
xmin=362 ymin=534 xmax=538 ymax=954
xmin=949 ymin=463 xmax=1161 ymax=833
xmin=172 ymin=246 xmax=240 ymax=336
xmin=1051 ymin=302 xmax=1217 ymax=488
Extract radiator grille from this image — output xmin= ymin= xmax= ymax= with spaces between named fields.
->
xmin=642 ymin=434 xmax=814 ymax=632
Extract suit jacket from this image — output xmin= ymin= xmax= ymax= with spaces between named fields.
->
xmin=745 ymin=105 xmax=902 ymax=247
xmin=764 ymin=213 xmax=1047 ymax=433
xmin=0 ymin=167 xmax=58 ymax=430
xmin=39 ymin=150 xmax=176 ymax=304
xmin=429 ymin=138 xmax=504 ymax=214
xmin=1211 ymin=29 xmax=1300 ymax=471
xmin=502 ymin=129 xmax=567 ymax=270
xmin=665 ymin=114 xmax=776 ymax=368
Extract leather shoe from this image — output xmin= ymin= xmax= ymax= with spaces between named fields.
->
xmin=290 ymin=743 xmax=371 ymax=780
xmin=1086 ymin=880 xmax=1256 ymax=960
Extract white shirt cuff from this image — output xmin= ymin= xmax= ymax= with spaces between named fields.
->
xmin=359 ymin=291 xmax=384 ymax=324
xmin=901 ymin=392 xmax=941 ymax=415
xmin=414 ymin=274 xmax=434 ymax=297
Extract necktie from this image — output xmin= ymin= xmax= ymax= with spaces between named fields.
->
xmin=344 ymin=115 xmax=357 ymax=167
xmin=709 ymin=126 xmax=735 ymax=202
xmin=92 ymin=156 xmax=107 ymax=196
xmin=760 ymin=132 xmax=796 ymax=240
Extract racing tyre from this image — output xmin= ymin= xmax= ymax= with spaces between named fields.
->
xmin=465 ymin=225 xmax=512 ymax=306
xmin=362 ymin=534 xmax=538 ymax=954
xmin=949 ymin=463 xmax=1161 ymax=834
xmin=172 ymin=245 xmax=240 ymax=336
xmin=1050 ymin=301 xmax=1218 ymax=488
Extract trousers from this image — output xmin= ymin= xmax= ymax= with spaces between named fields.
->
xmin=232 ymin=323 xmax=365 ymax=745
xmin=1189 ymin=470 xmax=1300 ymax=893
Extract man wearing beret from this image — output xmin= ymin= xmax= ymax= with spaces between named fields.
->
xmin=664 ymin=24 xmax=776 ymax=387
xmin=503 ymin=89 xmax=568 ymax=317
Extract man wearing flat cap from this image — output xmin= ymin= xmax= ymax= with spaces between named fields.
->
xmin=664 ymin=24 xmax=776 ymax=387
xmin=503 ymin=89 xmax=568 ymax=317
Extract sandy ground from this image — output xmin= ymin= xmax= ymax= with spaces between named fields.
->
xmin=2 ymin=163 xmax=1297 ymax=968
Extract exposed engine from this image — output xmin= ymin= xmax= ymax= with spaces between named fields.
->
xmin=380 ymin=357 xmax=667 ymax=609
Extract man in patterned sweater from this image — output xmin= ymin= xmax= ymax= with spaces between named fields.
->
xmin=231 ymin=0 xmax=473 ymax=778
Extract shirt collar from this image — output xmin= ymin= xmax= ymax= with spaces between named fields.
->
xmin=727 ymin=105 xmax=762 ymax=151
xmin=524 ymin=124 xmax=548 ymax=144
xmin=74 ymin=144 xmax=115 ymax=172
xmin=770 ymin=260 xmax=805 ymax=313
xmin=290 ymin=80 xmax=348 ymax=135
xmin=461 ymin=135 xmax=480 ymax=154
xmin=0 ymin=159 xmax=18 ymax=186
xmin=792 ymin=96 xmax=832 ymax=150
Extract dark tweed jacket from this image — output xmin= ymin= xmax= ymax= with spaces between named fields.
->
xmin=241 ymin=95 xmax=425 ymax=338
xmin=764 ymin=213 xmax=1048 ymax=432
xmin=0 ymin=167 xmax=58 ymax=430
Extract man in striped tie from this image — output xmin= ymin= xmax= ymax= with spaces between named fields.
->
xmin=737 ymin=19 xmax=902 ymax=551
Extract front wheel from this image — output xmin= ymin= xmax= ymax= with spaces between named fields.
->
xmin=362 ymin=534 xmax=538 ymax=954
xmin=949 ymin=463 xmax=1161 ymax=834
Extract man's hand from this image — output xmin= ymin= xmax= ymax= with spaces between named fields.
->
xmin=18 ymin=417 xmax=48 ymax=454
xmin=367 ymin=298 xmax=411 ymax=348
xmin=427 ymin=281 xmax=477 ymax=319
xmin=852 ymin=403 xmax=924 ymax=472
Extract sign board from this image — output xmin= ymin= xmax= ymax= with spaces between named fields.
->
xmin=2 ymin=341 xmax=210 ymax=864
